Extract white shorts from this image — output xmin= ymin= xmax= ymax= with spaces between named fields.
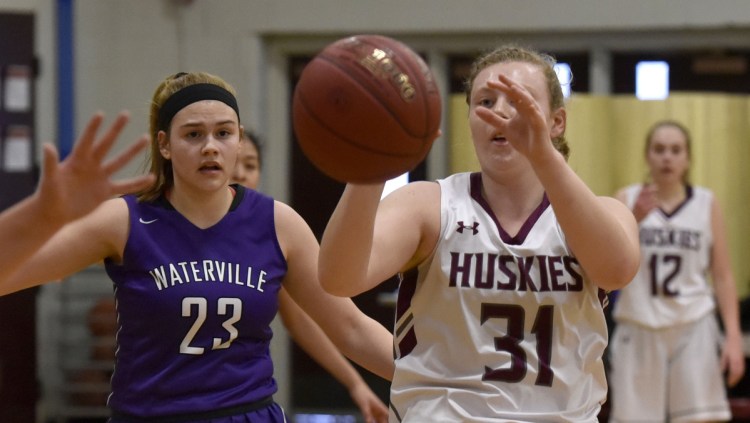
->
xmin=608 ymin=313 xmax=730 ymax=422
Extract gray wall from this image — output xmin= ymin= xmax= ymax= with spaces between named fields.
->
xmin=3 ymin=0 xmax=750 ymax=415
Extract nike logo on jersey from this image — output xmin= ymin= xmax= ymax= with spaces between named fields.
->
xmin=139 ymin=218 xmax=158 ymax=224
xmin=456 ymin=221 xmax=479 ymax=235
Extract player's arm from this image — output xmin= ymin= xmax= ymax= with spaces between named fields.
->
xmin=319 ymin=181 xmax=440 ymax=297
xmin=545 ymin=165 xmax=640 ymax=291
xmin=526 ymin=138 xmax=639 ymax=291
xmin=278 ymin=289 xmax=388 ymax=423
xmin=477 ymin=74 xmax=639 ymax=291
xmin=0 ymin=199 xmax=129 ymax=295
xmin=0 ymin=111 xmax=152 ymax=284
xmin=275 ymin=201 xmax=394 ymax=381
xmin=709 ymin=195 xmax=745 ymax=387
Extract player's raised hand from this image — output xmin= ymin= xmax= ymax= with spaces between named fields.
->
xmin=632 ymin=184 xmax=658 ymax=222
xmin=475 ymin=73 xmax=555 ymax=161
xmin=37 ymin=111 xmax=154 ymax=224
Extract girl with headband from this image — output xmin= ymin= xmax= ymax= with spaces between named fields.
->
xmin=0 ymin=72 xmax=394 ymax=423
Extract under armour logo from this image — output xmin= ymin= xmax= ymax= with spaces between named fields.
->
xmin=456 ymin=221 xmax=479 ymax=235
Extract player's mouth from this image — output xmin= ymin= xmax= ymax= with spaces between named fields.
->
xmin=491 ymin=134 xmax=508 ymax=144
xmin=199 ymin=161 xmax=223 ymax=174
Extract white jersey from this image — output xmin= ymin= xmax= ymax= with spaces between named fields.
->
xmin=390 ymin=172 xmax=608 ymax=423
xmin=613 ymin=184 xmax=716 ymax=329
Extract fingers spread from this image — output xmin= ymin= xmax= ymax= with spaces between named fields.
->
xmin=70 ymin=112 xmax=105 ymax=157
xmin=109 ymin=174 xmax=155 ymax=196
xmin=41 ymin=143 xmax=60 ymax=183
xmin=92 ymin=111 xmax=131 ymax=161
xmin=102 ymin=134 xmax=149 ymax=176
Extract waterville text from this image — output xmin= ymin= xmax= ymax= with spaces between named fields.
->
xmin=149 ymin=260 xmax=267 ymax=291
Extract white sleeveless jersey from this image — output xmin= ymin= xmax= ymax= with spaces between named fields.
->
xmin=390 ymin=172 xmax=608 ymax=423
xmin=613 ymin=184 xmax=715 ymax=329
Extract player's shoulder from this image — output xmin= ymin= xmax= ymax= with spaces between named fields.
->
xmin=272 ymin=200 xmax=311 ymax=237
xmin=272 ymin=199 xmax=299 ymax=221
xmin=94 ymin=196 xmax=130 ymax=222
xmin=690 ymin=185 xmax=714 ymax=198
xmin=381 ymin=180 xmax=440 ymax=207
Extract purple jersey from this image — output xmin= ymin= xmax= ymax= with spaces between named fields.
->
xmin=104 ymin=185 xmax=286 ymax=418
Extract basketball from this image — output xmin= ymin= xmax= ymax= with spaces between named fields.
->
xmin=292 ymin=34 xmax=442 ymax=183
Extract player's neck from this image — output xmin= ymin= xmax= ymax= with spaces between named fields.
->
xmin=166 ymin=184 xmax=234 ymax=229
xmin=480 ymin=172 xmax=545 ymax=234
xmin=655 ymin=182 xmax=687 ymax=211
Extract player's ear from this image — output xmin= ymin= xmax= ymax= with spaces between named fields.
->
xmin=550 ymin=107 xmax=566 ymax=139
xmin=157 ymin=130 xmax=170 ymax=160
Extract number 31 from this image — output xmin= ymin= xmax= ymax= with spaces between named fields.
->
xmin=480 ymin=303 xmax=554 ymax=386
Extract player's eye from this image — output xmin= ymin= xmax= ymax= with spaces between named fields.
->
xmin=478 ymin=98 xmax=494 ymax=108
xmin=217 ymin=129 xmax=235 ymax=139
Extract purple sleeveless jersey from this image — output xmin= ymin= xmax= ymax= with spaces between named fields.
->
xmin=104 ymin=185 xmax=286 ymax=418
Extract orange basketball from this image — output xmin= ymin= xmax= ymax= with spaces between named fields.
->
xmin=292 ymin=34 xmax=442 ymax=183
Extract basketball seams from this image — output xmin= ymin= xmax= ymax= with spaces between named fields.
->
xmin=316 ymin=50 xmax=426 ymax=140
xmin=383 ymin=40 xmax=440 ymax=147
xmin=294 ymin=83 xmax=414 ymax=159
xmin=318 ymin=54 xmax=422 ymax=140
xmin=291 ymin=34 xmax=441 ymax=183
xmin=294 ymin=93 xmax=419 ymax=182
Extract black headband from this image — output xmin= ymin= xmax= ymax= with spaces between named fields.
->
xmin=157 ymin=83 xmax=240 ymax=131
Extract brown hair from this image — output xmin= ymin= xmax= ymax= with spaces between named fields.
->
xmin=463 ymin=45 xmax=569 ymax=159
xmin=138 ymin=72 xmax=239 ymax=201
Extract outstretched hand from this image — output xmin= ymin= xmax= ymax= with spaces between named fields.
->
xmin=36 ymin=111 xmax=154 ymax=224
xmin=349 ymin=382 xmax=389 ymax=423
xmin=474 ymin=73 xmax=556 ymax=161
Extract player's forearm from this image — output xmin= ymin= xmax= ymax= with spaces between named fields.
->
xmin=285 ymin=310 xmax=367 ymax=389
xmin=534 ymin=153 xmax=640 ymax=288
xmin=334 ymin=316 xmax=394 ymax=381
xmin=319 ymin=183 xmax=384 ymax=296
xmin=0 ymin=192 xmax=66 ymax=284
xmin=715 ymin=277 xmax=742 ymax=339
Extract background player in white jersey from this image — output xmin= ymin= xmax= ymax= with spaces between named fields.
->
xmin=233 ymin=130 xmax=388 ymax=423
xmin=609 ymin=120 xmax=745 ymax=422
xmin=318 ymin=44 xmax=640 ymax=422
xmin=0 ymin=71 xmax=394 ymax=422
xmin=0 ymin=112 xmax=153 ymax=283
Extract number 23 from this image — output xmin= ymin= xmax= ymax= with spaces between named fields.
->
xmin=180 ymin=297 xmax=242 ymax=355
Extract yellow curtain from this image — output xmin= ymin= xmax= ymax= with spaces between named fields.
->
xmin=449 ymin=93 xmax=750 ymax=297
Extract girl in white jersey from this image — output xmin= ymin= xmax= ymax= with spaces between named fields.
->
xmin=610 ymin=120 xmax=745 ymax=422
xmin=318 ymin=45 xmax=640 ymax=422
